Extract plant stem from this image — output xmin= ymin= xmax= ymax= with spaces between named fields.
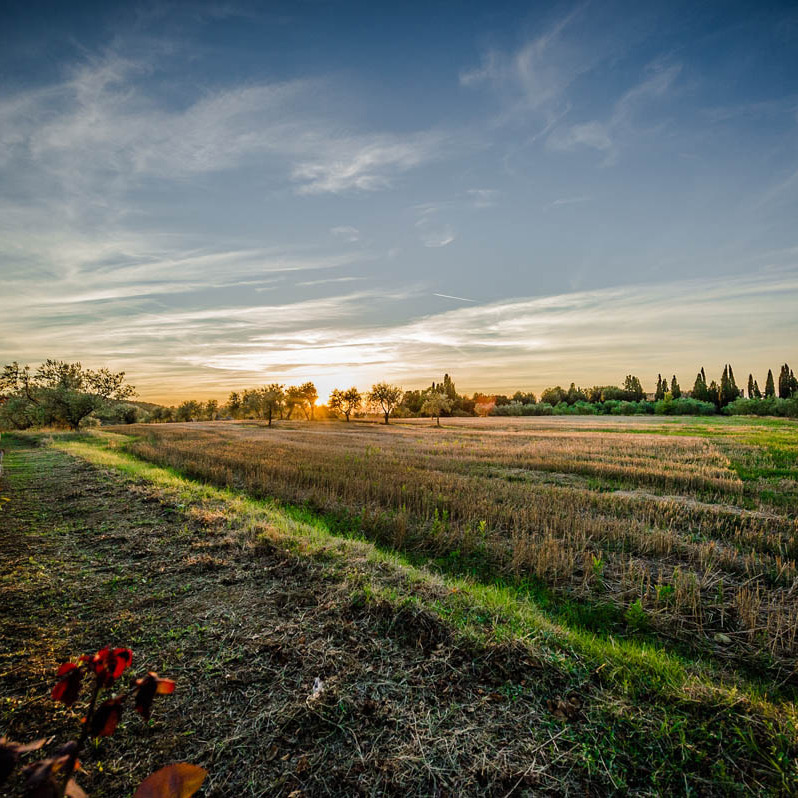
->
xmin=59 ymin=678 xmax=100 ymax=798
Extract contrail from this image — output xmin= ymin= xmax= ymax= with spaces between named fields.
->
xmin=433 ymin=293 xmax=477 ymax=303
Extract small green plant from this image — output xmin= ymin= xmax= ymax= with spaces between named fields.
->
xmin=499 ymin=682 xmax=524 ymax=702
xmin=625 ymin=599 xmax=649 ymax=631
xmin=656 ymin=584 xmax=674 ymax=603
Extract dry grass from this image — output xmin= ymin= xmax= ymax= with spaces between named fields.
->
xmin=119 ymin=418 xmax=798 ymax=666
xmin=0 ymin=443 xmax=577 ymax=796
xmin=2 ymin=427 xmax=798 ymax=794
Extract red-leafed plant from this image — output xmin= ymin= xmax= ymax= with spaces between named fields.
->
xmin=1 ymin=647 xmax=206 ymax=798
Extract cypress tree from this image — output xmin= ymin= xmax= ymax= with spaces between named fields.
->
xmin=765 ymin=369 xmax=775 ymax=398
xmin=692 ymin=370 xmax=708 ymax=402
xmin=779 ymin=364 xmax=791 ymax=399
xmin=719 ymin=364 xmax=740 ymax=406
xmin=655 ymin=374 xmax=664 ymax=401
xmin=720 ymin=365 xmax=730 ymax=407
xmin=754 ymin=379 xmax=761 ymax=398
xmin=728 ymin=365 xmax=739 ymax=397
xmin=670 ymin=375 xmax=681 ymax=399
xmin=747 ymin=374 xmax=755 ymax=399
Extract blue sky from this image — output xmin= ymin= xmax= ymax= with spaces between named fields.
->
xmin=1 ymin=0 xmax=797 ymax=401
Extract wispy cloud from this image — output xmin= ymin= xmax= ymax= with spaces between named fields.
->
xmin=4 ymin=265 xmax=795 ymax=401
xmin=297 ymin=276 xmax=363 ymax=287
xmin=330 ymin=226 xmax=360 ymax=242
xmin=292 ymin=132 xmax=446 ymax=194
xmin=0 ymin=48 xmax=447 ymax=210
xmin=546 ymin=61 xmax=682 ymax=164
xmin=171 ymin=268 xmax=798 ymax=399
xmin=0 ymin=231 xmax=364 ymax=306
xmin=413 ymin=203 xmax=456 ymax=248
xmin=459 ymin=4 xmax=588 ymax=117
xmin=466 ymin=188 xmax=499 ymax=208
xmin=422 ymin=227 xmax=456 ymax=248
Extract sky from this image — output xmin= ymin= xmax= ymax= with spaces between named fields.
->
xmin=1 ymin=0 xmax=797 ymax=403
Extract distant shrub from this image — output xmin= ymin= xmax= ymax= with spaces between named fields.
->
xmin=95 ymin=402 xmax=141 ymax=425
xmin=610 ymin=401 xmax=639 ymax=415
xmin=491 ymin=396 xmax=720 ymax=418
xmin=490 ymin=402 xmax=552 ymax=416
xmin=655 ymin=397 xmax=716 ymax=416
xmin=724 ymin=396 xmax=798 ymax=418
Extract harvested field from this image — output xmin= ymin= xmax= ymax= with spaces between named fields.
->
xmin=1 ymin=416 xmax=797 ymax=795
xmin=121 ymin=416 xmax=798 ymax=667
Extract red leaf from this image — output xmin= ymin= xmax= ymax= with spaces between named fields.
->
xmin=65 ymin=779 xmax=88 ymax=798
xmin=134 ymin=763 xmax=207 ymax=798
xmin=134 ymin=673 xmax=175 ymax=720
xmin=110 ymin=648 xmax=133 ymax=679
xmin=90 ymin=698 xmax=123 ymax=737
xmin=86 ymin=647 xmax=133 ymax=687
xmin=156 ymin=678 xmax=176 ymax=695
xmin=134 ymin=675 xmax=158 ymax=720
xmin=52 ymin=664 xmax=82 ymax=706
xmin=1 ymin=737 xmax=47 ymax=784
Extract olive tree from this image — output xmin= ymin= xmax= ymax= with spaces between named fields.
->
xmin=421 ymin=391 xmax=450 ymax=427
xmin=260 ymin=384 xmax=285 ymax=426
xmin=1 ymin=360 xmax=135 ymax=430
xmin=299 ymin=381 xmax=318 ymax=420
xmin=368 ymin=382 xmax=403 ymax=425
xmin=329 ymin=387 xmax=362 ymax=421
xmin=284 ymin=386 xmax=304 ymax=419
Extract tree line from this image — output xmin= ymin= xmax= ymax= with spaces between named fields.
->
xmin=146 ymin=382 xmax=406 ymax=426
xmin=489 ymin=363 xmax=798 ymax=417
xmin=2 ymin=361 xmax=797 ymax=430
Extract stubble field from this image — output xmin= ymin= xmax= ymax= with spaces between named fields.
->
xmin=125 ymin=415 xmax=798 ymax=671
xmin=2 ymin=414 xmax=798 ymax=795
